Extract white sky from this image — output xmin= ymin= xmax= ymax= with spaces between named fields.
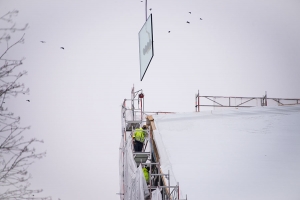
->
xmin=1 ymin=0 xmax=300 ymax=199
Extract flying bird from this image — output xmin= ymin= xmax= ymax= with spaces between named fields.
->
xmin=186 ymin=21 xmax=190 ymax=24
xmin=200 ymin=18 xmax=203 ymax=20
xmin=60 ymin=47 xmax=64 ymax=50
xmin=40 ymin=41 xmax=46 ymax=43
xmin=26 ymin=100 xmax=30 ymax=102
xmin=168 ymin=31 xmax=170 ymax=33
xmin=149 ymin=8 xmax=152 ymax=11
xmin=189 ymin=12 xmax=191 ymax=14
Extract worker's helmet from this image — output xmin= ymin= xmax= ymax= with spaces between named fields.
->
xmin=142 ymin=125 xmax=147 ymax=129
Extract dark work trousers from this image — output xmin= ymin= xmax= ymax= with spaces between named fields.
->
xmin=134 ymin=140 xmax=144 ymax=152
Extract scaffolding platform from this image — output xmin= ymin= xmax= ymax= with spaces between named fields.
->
xmin=125 ymin=121 xmax=141 ymax=131
xmin=133 ymin=152 xmax=150 ymax=165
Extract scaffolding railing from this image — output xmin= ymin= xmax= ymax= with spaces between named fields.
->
xmin=195 ymin=90 xmax=300 ymax=112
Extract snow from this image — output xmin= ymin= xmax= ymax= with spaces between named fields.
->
xmin=152 ymin=105 xmax=300 ymax=200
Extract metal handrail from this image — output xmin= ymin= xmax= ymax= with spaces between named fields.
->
xmin=195 ymin=92 xmax=300 ymax=112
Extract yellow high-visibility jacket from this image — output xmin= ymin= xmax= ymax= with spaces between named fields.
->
xmin=143 ymin=167 xmax=149 ymax=182
xmin=133 ymin=128 xmax=146 ymax=143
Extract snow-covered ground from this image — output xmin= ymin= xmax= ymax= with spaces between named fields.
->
xmin=152 ymin=105 xmax=300 ymax=200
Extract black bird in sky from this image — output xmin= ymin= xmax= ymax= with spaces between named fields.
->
xmin=189 ymin=12 xmax=191 ymax=14
xmin=26 ymin=100 xmax=30 ymax=102
xmin=186 ymin=21 xmax=190 ymax=24
xmin=200 ymin=18 xmax=203 ymax=20
xmin=149 ymin=8 xmax=152 ymax=11
xmin=60 ymin=47 xmax=64 ymax=50
xmin=40 ymin=41 xmax=46 ymax=43
xmin=168 ymin=31 xmax=170 ymax=33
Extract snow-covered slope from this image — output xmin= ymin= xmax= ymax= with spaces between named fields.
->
xmin=152 ymin=105 xmax=300 ymax=200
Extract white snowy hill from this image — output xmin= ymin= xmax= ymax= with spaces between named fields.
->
xmin=152 ymin=105 xmax=300 ymax=200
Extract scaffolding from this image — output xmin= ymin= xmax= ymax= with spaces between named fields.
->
xmin=195 ymin=90 xmax=300 ymax=112
xmin=119 ymin=86 xmax=186 ymax=200
xmin=119 ymin=88 xmax=300 ymax=199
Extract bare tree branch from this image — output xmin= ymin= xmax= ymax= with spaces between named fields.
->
xmin=0 ymin=10 xmax=51 ymax=200
xmin=0 ymin=10 xmax=19 ymax=23
xmin=0 ymin=33 xmax=25 ymax=59
xmin=0 ymin=24 xmax=29 ymax=32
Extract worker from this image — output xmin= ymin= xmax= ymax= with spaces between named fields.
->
xmin=143 ymin=167 xmax=149 ymax=183
xmin=133 ymin=125 xmax=147 ymax=152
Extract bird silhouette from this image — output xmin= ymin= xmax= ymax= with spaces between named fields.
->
xmin=168 ymin=31 xmax=170 ymax=33
xmin=189 ymin=12 xmax=191 ymax=14
xmin=149 ymin=8 xmax=152 ymax=11
xmin=186 ymin=21 xmax=190 ymax=24
xmin=200 ymin=18 xmax=203 ymax=20
xmin=40 ymin=41 xmax=46 ymax=43
xmin=26 ymin=100 xmax=30 ymax=102
xmin=60 ymin=47 xmax=64 ymax=50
